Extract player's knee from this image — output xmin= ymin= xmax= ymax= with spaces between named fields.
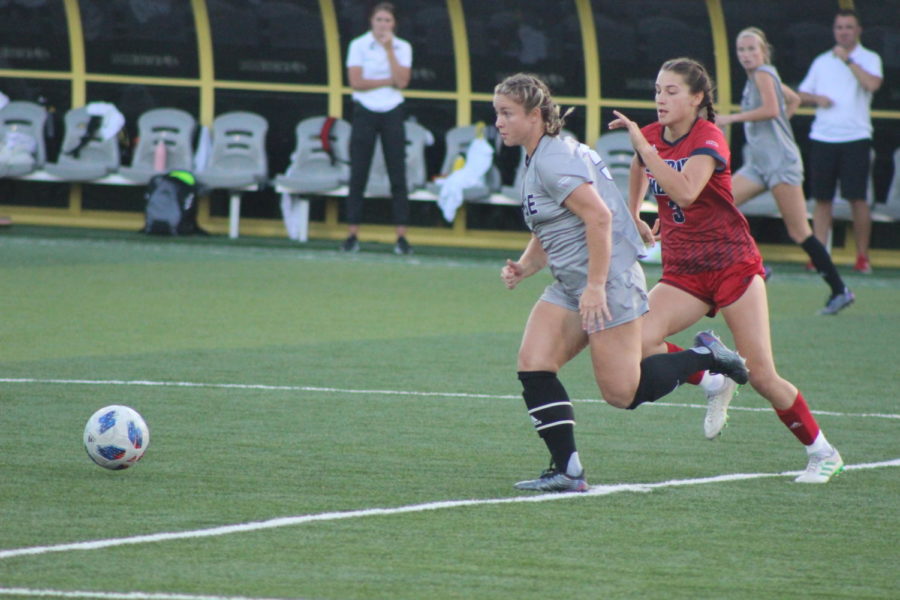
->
xmin=596 ymin=381 xmax=636 ymax=409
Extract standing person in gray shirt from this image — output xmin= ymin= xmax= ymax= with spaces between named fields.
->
xmin=717 ymin=27 xmax=854 ymax=315
xmin=494 ymin=73 xmax=748 ymax=493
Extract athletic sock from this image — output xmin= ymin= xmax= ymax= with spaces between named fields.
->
xmin=667 ymin=341 xmax=705 ymax=385
xmin=806 ymin=431 xmax=833 ymax=456
xmin=627 ymin=348 xmax=715 ymax=409
xmin=518 ymin=371 xmax=578 ymax=473
xmin=775 ymin=392 xmax=821 ymax=446
xmin=802 ymin=235 xmax=846 ymax=297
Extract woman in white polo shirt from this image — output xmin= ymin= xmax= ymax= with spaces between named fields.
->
xmin=342 ymin=2 xmax=414 ymax=255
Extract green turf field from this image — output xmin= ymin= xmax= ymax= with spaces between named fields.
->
xmin=1 ymin=227 xmax=898 ymax=600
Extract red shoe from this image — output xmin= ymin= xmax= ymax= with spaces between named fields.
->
xmin=805 ymin=261 xmax=817 ymax=273
xmin=853 ymin=255 xmax=873 ymax=275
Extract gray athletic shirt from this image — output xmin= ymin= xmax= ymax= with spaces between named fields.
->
xmin=741 ymin=64 xmax=801 ymax=170
xmin=521 ymin=134 xmax=645 ymax=296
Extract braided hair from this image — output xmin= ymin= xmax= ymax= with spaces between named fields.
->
xmin=494 ymin=73 xmax=573 ymax=136
xmin=660 ymin=58 xmax=717 ymax=122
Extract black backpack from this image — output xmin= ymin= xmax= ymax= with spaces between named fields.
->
xmin=142 ymin=170 xmax=203 ymax=235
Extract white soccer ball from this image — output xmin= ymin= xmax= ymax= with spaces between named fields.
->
xmin=83 ymin=405 xmax=150 ymax=470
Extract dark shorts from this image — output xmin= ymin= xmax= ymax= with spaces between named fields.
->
xmin=660 ymin=257 xmax=765 ymax=317
xmin=808 ymin=139 xmax=872 ymax=202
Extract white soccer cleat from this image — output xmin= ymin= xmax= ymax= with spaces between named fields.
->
xmin=703 ymin=377 xmax=737 ymax=439
xmin=795 ymin=448 xmax=844 ymax=483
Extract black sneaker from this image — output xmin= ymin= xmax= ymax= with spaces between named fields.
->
xmin=341 ymin=234 xmax=359 ymax=253
xmin=694 ymin=330 xmax=749 ymax=385
xmin=394 ymin=236 xmax=413 ymax=255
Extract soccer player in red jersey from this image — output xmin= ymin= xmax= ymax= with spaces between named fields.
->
xmin=609 ymin=58 xmax=843 ymax=483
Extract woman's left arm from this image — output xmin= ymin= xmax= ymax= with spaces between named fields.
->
xmin=564 ymin=183 xmax=613 ymax=329
xmin=382 ymin=36 xmax=411 ymax=89
xmin=782 ymin=83 xmax=801 ymax=118
xmin=610 ymin=110 xmax=716 ymax=208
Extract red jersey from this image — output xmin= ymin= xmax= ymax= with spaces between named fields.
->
xmin=642 ymin=118 xmax=761 ymax=275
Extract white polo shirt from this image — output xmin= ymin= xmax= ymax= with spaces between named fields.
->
xmin=346 ymin=31 xmax=413 ymax=113
xmin=798 ymin=44 xmax=883 ymax=142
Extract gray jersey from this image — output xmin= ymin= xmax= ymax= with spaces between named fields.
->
xmin=521 ymin=134 xmax=644 ymax=296
xmin=741 ymin=65 xmax=802 ymax=171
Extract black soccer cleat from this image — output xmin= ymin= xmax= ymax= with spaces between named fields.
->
xmin=694 ymin=330 xmax=749 ymax=385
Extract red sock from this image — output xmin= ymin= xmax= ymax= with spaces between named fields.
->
xmin=667 ymin=341 xmax=704 ymax=385
xmin=775 ymin=392 xmax=820 ymax=445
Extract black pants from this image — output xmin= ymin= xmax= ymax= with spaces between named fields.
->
xmin=347 ymin=102 xmax=408 ymax=226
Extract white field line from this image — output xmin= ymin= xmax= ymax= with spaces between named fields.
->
xmin=2 ymin=377 xmax=899 ymax=420
xmin=1 ymin=458 xmax=898 ymax=563
xmin=0 ymin=589 xmax=300 ymax=600
xmin=0 ymin=589 xmax=307 ymax=600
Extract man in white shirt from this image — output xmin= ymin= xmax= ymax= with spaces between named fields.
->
xmin=798 ymin=9 xmax=883 ymax=274
xmin=342 ymin=2 xmax=414 ymax=255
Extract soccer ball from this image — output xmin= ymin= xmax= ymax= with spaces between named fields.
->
xmin=83 ymin=405 xmax=150 ymax=470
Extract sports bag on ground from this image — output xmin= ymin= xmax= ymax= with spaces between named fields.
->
xmin=142 ymin=170 xmax=203 ymax=235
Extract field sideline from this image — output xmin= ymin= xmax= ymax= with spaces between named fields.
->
xmin=1 ymin=227 xmax=898 ymax=599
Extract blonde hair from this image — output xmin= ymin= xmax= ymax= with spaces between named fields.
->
xmin=494 ymin=73 xmax=573 ymax=136
xmin=737 ymin=27 xmax=773 ymax=64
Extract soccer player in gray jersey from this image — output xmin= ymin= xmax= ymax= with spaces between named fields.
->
xmin=717 ymin=27 xmax=853 ymax=315
xmin=494 ymin=73 xmax=748 ymax=492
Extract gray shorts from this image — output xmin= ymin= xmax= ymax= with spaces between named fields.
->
xmin=736 ymin=156 xmax=803 ymax=189
xmin=540 ymin=261 xmax=649 ymax=331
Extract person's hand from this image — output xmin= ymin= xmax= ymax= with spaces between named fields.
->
xmin=815 ymin=94 xmax=834 ymax=108
xmin=832 ymin=45 xmax=850 ymax=63
xmin=378 ymin=31 xmax=394 ymax=50
xmin=635 ymin=217 xmax=659 ymax=246
xmin=609 ymin=110 xmax=652 ymax=154
xmin=501 ymin=259 xmax=526 ymax=290
xmin=579 ymin=283 xmax=611 ymax=334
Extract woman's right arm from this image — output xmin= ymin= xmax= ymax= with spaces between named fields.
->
xmin=501 ymin=236 xmax=547 ymax=290
xmin=347 ymin=66 xmax=393 ymax=91
xmin=627 ymin=156 xmax=655 ymax=246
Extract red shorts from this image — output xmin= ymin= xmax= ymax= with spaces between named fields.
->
xmin=660 ymin=258 xmax=765 ymax=317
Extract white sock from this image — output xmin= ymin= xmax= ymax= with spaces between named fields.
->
xmin=566 ymin=451 xmax=583 ymax=477
xmin=806 ymin=431 xmax=833 ymax=456
xmin=700 ymin=371 xmax=725 ymax=392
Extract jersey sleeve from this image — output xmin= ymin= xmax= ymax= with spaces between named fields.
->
xmin=689 ymin=121 xmax=729 ymax=172
xmin=534 ymin=145 xmax=592 ymax=206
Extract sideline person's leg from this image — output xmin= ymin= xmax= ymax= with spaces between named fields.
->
xmin=839 ymin=139 xmax=874 ymax=273
xmin=344 ymin=105 xmax=379 ymax=245
xmin=380 ymin=104 xmax=410 ymax=245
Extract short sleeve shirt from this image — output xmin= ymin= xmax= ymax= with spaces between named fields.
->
xmin=521 ymin=135 xmax=644 ymax=295
xmin=346 ymin=31 xmax=412 ymax=112
xmin=798 ymin=44 xmax=882 ymax=142
xmin=641 ymin=119 xmax=761 ymax=275
xmin=741 ymin=65 xmax=801 ymax=170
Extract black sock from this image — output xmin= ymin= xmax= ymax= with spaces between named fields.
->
xmin=518 ymin=371 xmax=577 ymax=472
xmin=627 ymin=350 xmax=712 ymax=410
xmin=802 ymin=235 xmax=845 ymax=297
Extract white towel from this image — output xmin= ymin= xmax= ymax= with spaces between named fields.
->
xmin=85 ymin=101 xmax=125 ymax=141
xmin=435 ymin=137 xmax=493 ymax=223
